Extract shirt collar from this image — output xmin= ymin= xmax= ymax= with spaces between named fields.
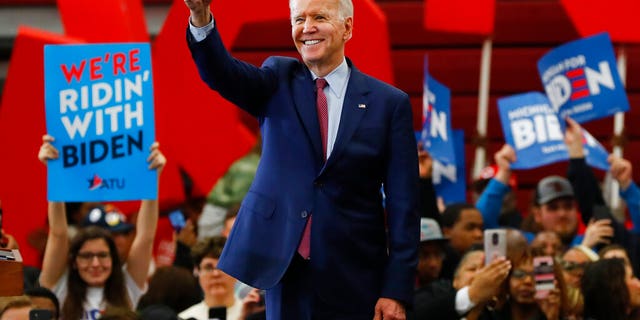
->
xmin=310 ymin=58 xmax=350 ymax=98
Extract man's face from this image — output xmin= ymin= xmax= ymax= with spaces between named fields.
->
xmin=290 ymin=0 xmax=352 ymax=72
xmin=444 ymin=208 xmax=483 ymax=254
xmin=534 ymin=197 xmax=577 ymax=240
xmin=417 ymin=242 xmax=445 ymax=285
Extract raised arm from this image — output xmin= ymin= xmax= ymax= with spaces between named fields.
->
xmin=609 ymin=155 xmax=640 ymax=234
xmin=38 ymin=135 xmax=70 ymax=289
xmin=475 ymin=144 xmax=516 ymax=229
xmin=125 ymin=142 xmax=166 ymax=289
xmin=564 ymin=117 xmax=607 ymax=224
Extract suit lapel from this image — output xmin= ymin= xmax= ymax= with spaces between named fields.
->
xmin=323 ymin=65 xmax=370 ymax=172
xmin=292 ymin=66 xmax=324 ymax=162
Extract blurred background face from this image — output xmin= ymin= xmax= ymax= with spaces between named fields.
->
xmin=75 ymin=238 xmax=113 ymax=287
xmin=561 ymin=248 xmax=590 ymax=288
xmin=417 ymin=242 xmax=445 ymax=285
xmin=536 ymin=198 xmax=577 ymax=240
xmin=198 ymin=257 xmax=236 ymax=302
xmin=453 ymin=250 xmax=483 ymax=290
xmin=625 ymin=266 xmax=640 ymax=309
xmin=531 ymin=231 xmax=563 ymax=257
xmin=509 ymin=259 xmax=536 ymax=305
xmin=445 ymin=209 xmax=483 ymax=254
xmin=603 ymin=249 xmax=632 ymax=270
xmin=111 ymin=231 xmax=134 ymax=262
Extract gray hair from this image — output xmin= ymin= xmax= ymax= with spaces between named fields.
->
xmin=289 ymin=0 xmax=354 ymax=20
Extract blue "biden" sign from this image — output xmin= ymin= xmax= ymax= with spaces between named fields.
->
xmin=44 ymin=43 xmax=156 ymax=201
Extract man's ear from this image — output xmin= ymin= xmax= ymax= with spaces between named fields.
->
xmin=343 ymin=16 xmax=353 ymax=41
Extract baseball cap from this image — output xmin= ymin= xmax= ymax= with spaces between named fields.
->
xmin=82 ymin=204 xmax=134 ymax=234
xmin=420 ymin=218 xmax=448 ymax=243
xmin=536 ymin=176 xmax=574 ymax=205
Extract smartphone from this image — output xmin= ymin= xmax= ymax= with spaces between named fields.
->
xmin=484 ymin=229 xmax=507 ymax=265
xmin=29 ymin=309 xmax=53 ymax=320
xmin=168 ymin=209 xmax=186 ymax=232
xmin=208 ymin=306 xmax=226 ymax=320
xmin=534 ymin=256 xmax=555 ymax=299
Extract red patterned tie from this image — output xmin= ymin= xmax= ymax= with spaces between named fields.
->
xmin=297 ymin=78 xmax=328 ymax=259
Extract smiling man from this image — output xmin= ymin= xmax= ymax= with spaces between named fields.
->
xmin=183 ymin=0 xmax=420 ymax=319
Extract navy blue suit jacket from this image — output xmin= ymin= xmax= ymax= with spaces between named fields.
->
xmin=187 ymin=25 xmax=420 ymax=311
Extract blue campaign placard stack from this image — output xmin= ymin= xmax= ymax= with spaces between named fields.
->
xmin=421 ymin=58 xmax=455 ymax=166
xmin=433 ymin=130 xmax=466 ymax=204
xmin=44 ymin=43 xmax=156 ymax=201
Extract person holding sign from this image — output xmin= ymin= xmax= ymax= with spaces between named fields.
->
xmin=38 ymin=135 xmax=165 ymax=320
xmin=183 ymin=0 xmax=420 ymax=318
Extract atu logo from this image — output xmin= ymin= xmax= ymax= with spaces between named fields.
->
xmin=545 ymin=61 xmax=615 ymax=112
xmin=88 ymin=174 xmax=125 ymax=191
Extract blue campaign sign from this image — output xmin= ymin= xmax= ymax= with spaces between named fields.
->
xmin=538 ymin=32 xmax=629 ymax=124
xmin=433 ymin=130 xmax=466 ymax=204
xmin=582 ymin=129 xmax=610 ymax=171
xmin=498 ymin=92 xmax=568 ymax=170
xmin=44 ymin=43 xmax=156 ymax=201
xmin=421 ymin=62 xmax=455 ymax=165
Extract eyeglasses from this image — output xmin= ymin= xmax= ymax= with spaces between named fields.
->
xmin=77 ymin=251 xmax=111 ymax=263
xmin=199 ymin=263 xmax=219 ymax=274
xmin=561 ymin=260 xmax=588 ymax=273
xmin=511 ymin=269 xmax=535 ymax=280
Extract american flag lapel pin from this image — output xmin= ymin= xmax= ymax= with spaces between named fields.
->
xmin=358 ymin=104 xmax=366 ymax=109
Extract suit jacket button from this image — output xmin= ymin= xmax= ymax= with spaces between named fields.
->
xmin=301 ymin=210 xmax=308 ymax=218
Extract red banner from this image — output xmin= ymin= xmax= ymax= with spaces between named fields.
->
xmin=561 ymin=0 xmax=640 ymax=43
xmin=424 ymin=0 xmax=496 ymax=36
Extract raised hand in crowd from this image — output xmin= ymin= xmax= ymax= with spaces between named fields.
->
xmin=176 ymin=219 xmax=198 ymax=248
xmin=563 ymin=117 xmax=584 ymax=158
xmin=467 ymin=255 xmax=511 ymax=306
xmin=493 ymin=144 xmax=516 ymax=186
xmin=609 ymin=155 xmax=633 ymax=191
xmin=581 ymin=218 xmax=614 ymax=248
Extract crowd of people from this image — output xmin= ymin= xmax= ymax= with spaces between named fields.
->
xmin=411 ymin=116 xmax=640 ymax=320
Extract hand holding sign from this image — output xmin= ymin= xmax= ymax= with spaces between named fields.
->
xmin=38 ymin=135 xmax=58 ymax=165
xmin=563 ymin=117 xmax=585 ymax=159
xmin=40 ymin=134 xmax=166 ymax=179
xmin=146 ymin=142 xmax=166 ymax=175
